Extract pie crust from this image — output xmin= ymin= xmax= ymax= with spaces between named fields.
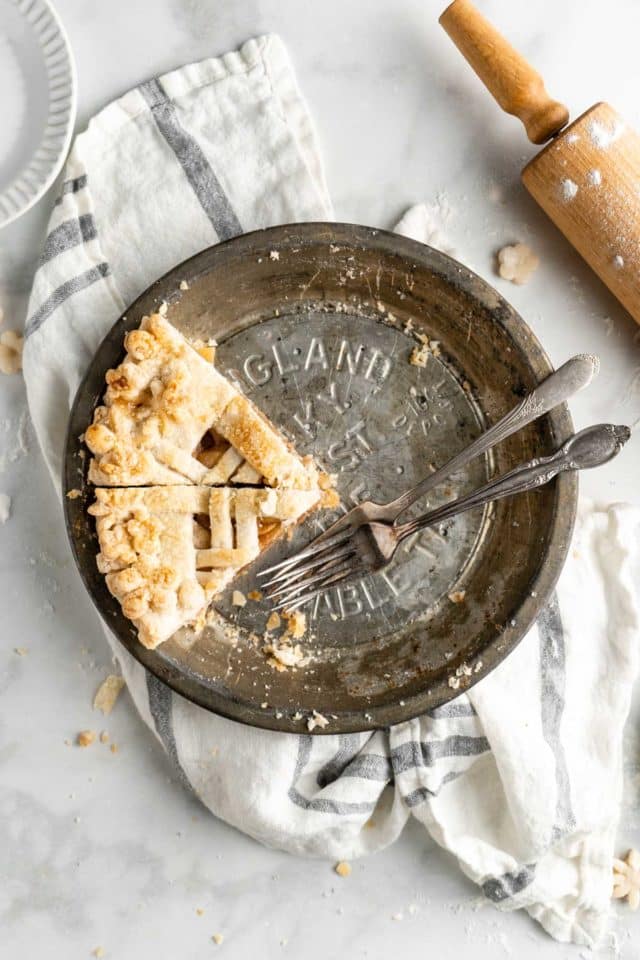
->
xmin=85 ymin=314 xmax=333 ymax=648
xmin=85 ymin=313 xmax=319 ymax=489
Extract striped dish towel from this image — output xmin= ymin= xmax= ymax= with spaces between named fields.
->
xmin=22 ymin=34 xmax=640 ymax=948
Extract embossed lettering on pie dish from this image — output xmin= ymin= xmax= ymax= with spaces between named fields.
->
xmin=85 ymin=314 xmax=334 ymax=649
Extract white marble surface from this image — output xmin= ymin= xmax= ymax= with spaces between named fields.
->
xmin=2 ymin=1 xmax=640 ymax=957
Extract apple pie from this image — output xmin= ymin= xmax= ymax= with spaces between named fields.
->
xmin=85 ymin=313 xmax=334 ymax=649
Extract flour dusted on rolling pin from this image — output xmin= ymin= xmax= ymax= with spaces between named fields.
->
xmin=559 ymin=179 xmax=578 ymax=202
xmin=588 ymin=116 xmax=625 ymax=150
xmin=522 ymin=102 xmax=640 ymax=324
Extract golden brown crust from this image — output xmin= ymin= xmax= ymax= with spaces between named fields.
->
xmin=90 ymin=486 xmax=321 ymax=648
xmin=86 ymin=314 xmax=319 ymax=489
xmin=85 ymin=315 xmax=338 ymax=649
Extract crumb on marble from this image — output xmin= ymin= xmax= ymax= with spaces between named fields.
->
xmin=613 ymin=849 xmax=640 ymax=910
xmin=0 ymin=330 xmax=24 ymax=375
xmin=14 ymin=647 xmax=28 ymax=656
xmin=77 ymin=730 xmax=96 ymax=747
xmin=212 ymin=933 xmax=224 ymax=945
xmin=335 ymin=861 xmax=351 ymax=878
xmin=99 ymin=730 xmax=109 ymax=743
xmin=92 ymin=948 xmax=105 ymax=958
xmin=497 ymin=243 xmax=539 ymax=285
xmin=93 ymin=675 xmax=125 ymax=715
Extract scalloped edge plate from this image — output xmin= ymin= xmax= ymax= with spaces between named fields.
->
xmin=0 ymin=0 xmax=76 ymax=228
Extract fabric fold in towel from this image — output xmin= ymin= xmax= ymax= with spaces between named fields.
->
xmin=22 ymin=33 xmax=640 ymax=948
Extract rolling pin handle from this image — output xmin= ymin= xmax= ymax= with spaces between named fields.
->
xmin=439 ymin=0 xmax=569 ymax=144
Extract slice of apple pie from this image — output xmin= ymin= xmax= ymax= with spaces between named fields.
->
xmin=85 ymin=313 xmax=335 ymax=649
xmin=89 ymin=486 xmax=321 ymax=648
xmin=84 ymin=313 xmax=320 ymax=490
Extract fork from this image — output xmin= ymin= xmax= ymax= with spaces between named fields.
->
xmin=260 ymin=353 xmax=598 ymax=587
xmin=262 ymin=423 xmax=629 ymax=610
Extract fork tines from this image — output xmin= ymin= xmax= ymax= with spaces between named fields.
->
xmin=259 ymin=527 xmax=364 ymax=609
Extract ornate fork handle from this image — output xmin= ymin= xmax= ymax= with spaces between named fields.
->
xmin=388 ymin=353 xmax=599 ymax=520
xmin=396 ymin=423 xmax=629 ymax=541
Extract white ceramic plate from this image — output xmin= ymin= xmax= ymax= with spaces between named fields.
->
xmin=0 ymin=0 xmax=76 ymax=228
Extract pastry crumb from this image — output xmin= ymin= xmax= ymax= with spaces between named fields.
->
xmin=212 ymin=933 xmax=224 ymax=945
xmin=192 ymin=339 xmax=217 ymax=363
xmin=232 ymin=590 xmax=247 ymax=607
xmin=266 ymin=611 xmax=281 ymax=632
xmin=179 ymin=280 xmax=189 ymax=291
xmin=14 ymin=647 xmax=28 ymax=656
xmin=448 ymin=590 xmax=466 ymax=604
xmin=196 ymin=907 xmax=204 ymax=916
xmin=0 ymin=330 xmax=24 ymax=375
xmin=77 ymin=730 xmax=96 ymax=747
xmin=409 ymin=343 xmax=430 ymax=367
xmin=99 ymin=730 xmax=109 ymax=743
xmin=93 ymin=675 xmax=125 ymax=715
xmin=66 ymin=488 xmax=82 ymax=499
xmin=448 ymin=676 xmax=460 ymax=690
xmin=92 ymin=948 xmax=105 ymax=958
xmin=110 ymin=743 xmax=118 ymax=754
xmin=613 ymin=849 xmax=640 ymax=910
xmin=335 ymin=861 xmax=351 ymax=877
xmin=247 ymin=590 xmax=262 ymax=601
xmin=263 ymin=641 xmax=305 ymax=671
xmin=269 ymin=250 xmax=280 ymax=261
xmin=283 ymin=609 xmax=306 ymax=639
xmin=307 ymin=710 xmax=329 ymax=732
xmin=497 ymin=243 xmax=539 ymax=285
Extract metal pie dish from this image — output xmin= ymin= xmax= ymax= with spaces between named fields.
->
xmin=64 ymin=223 xmax=577 ymax=733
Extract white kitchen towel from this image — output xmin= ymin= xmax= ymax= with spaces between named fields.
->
xmin=22 ymin=34 xmax=640 ymax=948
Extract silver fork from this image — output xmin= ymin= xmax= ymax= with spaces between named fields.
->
xmin=260 ymin=353 xmax=598 ymax=586
xmin=263 ymin=423 xmax=629 ymax=610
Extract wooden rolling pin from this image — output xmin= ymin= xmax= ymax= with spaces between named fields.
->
xmin=439 ymin=0 xmax=640 ymax=325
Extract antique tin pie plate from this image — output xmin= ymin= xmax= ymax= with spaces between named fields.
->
xmin=63 ymin=223 xmax=577 ymax=733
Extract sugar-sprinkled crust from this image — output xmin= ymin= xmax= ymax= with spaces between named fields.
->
xmin=84 ymin=314 xmax=337 ymax=649
xmin=89 ymin=486 xmax=321 ymax=649
xmin=85 ymin=314 xmax=319 ymax=490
